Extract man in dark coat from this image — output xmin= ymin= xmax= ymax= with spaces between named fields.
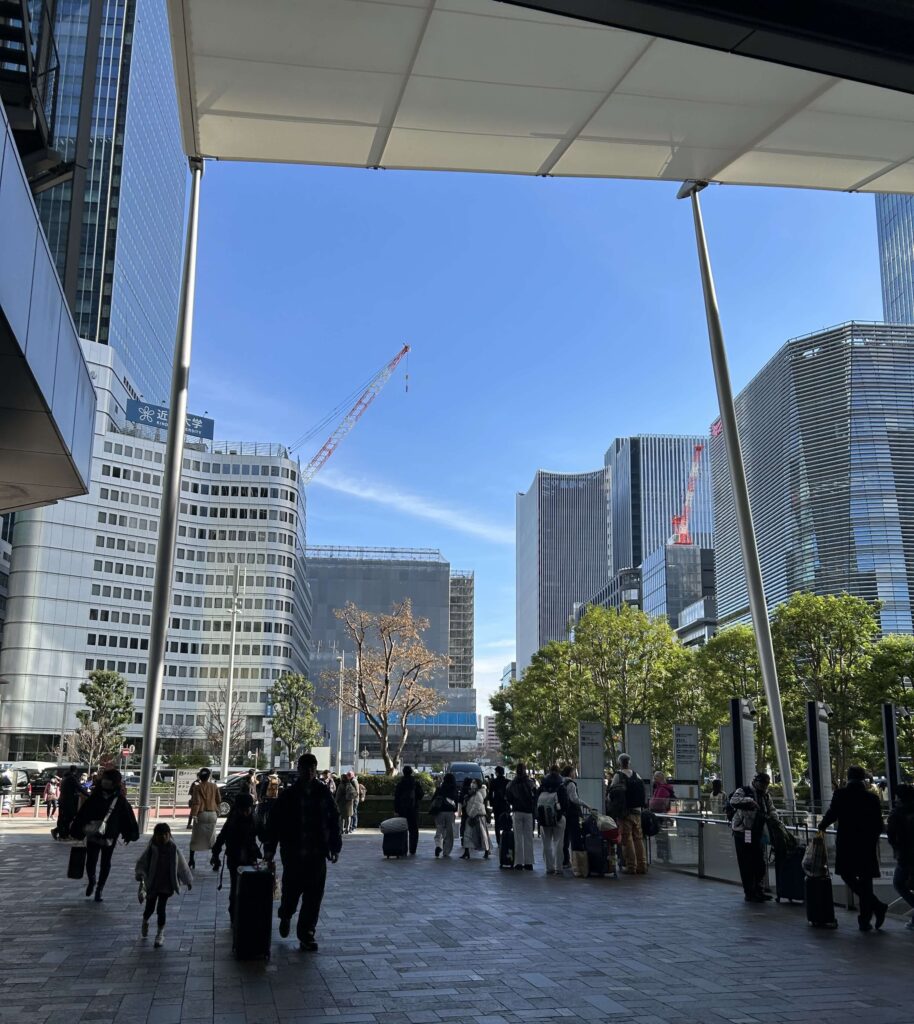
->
xmin=489 ymin=766 xmax=509 ymax=844
xmin=264 ymin=753 xmax=342 ymax=951
xmin=393 ymin=766 xmax=424 ymax=856
xmin=886 ymin=783 xmax=914 ymax=929
xmin=55 ymin=765 xmax=82 ymax=840
xmin=818 ymin=765 xmax=887 ymax=931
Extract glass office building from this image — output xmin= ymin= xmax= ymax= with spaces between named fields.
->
xmin=712 ymin=322 xmax=914 ymax=633
xmin=875 ymin=194 xmax=914 ymax=325
xmin=605 ymin=435 xmax=713 ymax=577
xmin=516 ymin=469 xmax=608 ymax=672
xmin=35 ymin=0 xmax=185 ymax=402
xmin=641 ymin=544 xmax=716 ymax=629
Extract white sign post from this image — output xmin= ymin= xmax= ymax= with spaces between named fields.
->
xmin=174 ymin=768 xmax=199 ymax=806
xmin=577 ymin=721 xmax=604 ymax=813
xmin=623 ymin=723 xmax=653 ymax=780
xmin=672 ymin=724 xmax=701 ymax=803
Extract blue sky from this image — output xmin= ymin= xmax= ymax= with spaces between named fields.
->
xmin=187 ymin=164 xmax=883 ymax=710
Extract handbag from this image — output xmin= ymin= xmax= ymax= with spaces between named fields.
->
xmin=84 ymin=797 xmax=119 ymax=846
xmin=802 ymin=832 xmax=830 ymax=878
xmin=67 ymin=845 xmax=87 ymax=880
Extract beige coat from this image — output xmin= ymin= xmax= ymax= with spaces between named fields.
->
xmin=190 ymin=779 xmax=220 ymax=816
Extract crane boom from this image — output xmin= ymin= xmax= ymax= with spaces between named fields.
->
xmin=299 ymin=344 xmax=409 ymax=484
xmin=671 ymin=442 xmax=704 ymax=545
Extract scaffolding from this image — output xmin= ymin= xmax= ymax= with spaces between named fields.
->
xmin=448 ymin=571 xmax=474 ymax=689
xmin=305 ymin=545 xmax=446 ymax=563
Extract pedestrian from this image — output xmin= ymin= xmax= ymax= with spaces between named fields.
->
xmin=43 ymin=775 xmax=60 ymax=819
xmin=55 ymin=766 xmax=81 ymax=840
xmin=211 ymin=792 xmax=261 ymax=922
xmin=260 ymin=770 xmax=281 ymax=802
xmin=609 ymin=753 xmax=648 ymax=875
xmin=458 ymin=777 xmax=472 ymax=841
xmin=560 ymin=765 xmax=582 ymax=869
xmin=71 ymin=768 xmax=139 ymax=902
xmin=489 ymin=765 xmax=509 ymax=844
xmin=264 ymin=753 xmax=342 ymax=952
xmin=245 ymin=768 xmax=259 ymax=803
xmin=135 ymin=823 xmax=192 ymax=948
xmin=394 ymin=765 xmax=424 ymax=856
xmin=650 ymin=771 xmax=676 ymax=813
xmin=708 ymin=778 xmax=727 ymax=816
xmin=352 ymin=776 xmax=366 ymax=832
xmin=506 ymin=763 xmax=536 ymax=871
xmin=188 ymin=767 xmax=220 ymax=869
xmin=335 ymin=771 xmax=358 ymax=834
xmin=459 ymin=779 xmax=491 ymax=859
xmin=536 ymin=765 xmax=570 ymax=875
xmin=818 ymin=765 xmax=888 ymax=931
xmin=886 ymin=783 xmax=914 ymax=930
xmin=430 ymin=772 xmax=459 ymax=858
xmin=728 ymin=772 xmax=778 ymax=902
xmin=320 ymin=769 xmax=336 ymax=794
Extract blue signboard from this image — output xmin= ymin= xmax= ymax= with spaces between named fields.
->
xmin=126 ymin=400 xmax=214 ymax=440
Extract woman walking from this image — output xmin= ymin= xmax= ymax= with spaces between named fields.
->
xmin=135 ymin=823 xmax=193 ymax=948
xmin=460 ymin=779 xmax=491 ymax=859
xmin=43 ymin=775 xmax=60 ymax=819
xmin=506 ymin=763 xmax=536 ymax=871
xmin=431 ymin=773 xmax=459 ymax=858
xmin=71 ymin=768 xmax=139 ymax=902
xmin=188 ymin=767 xmax=220 ymax=869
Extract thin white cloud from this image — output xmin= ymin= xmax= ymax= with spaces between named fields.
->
xmin=312 ymin=469 xmax=515 ymax=546
xmin=479 ymin=638 xmax=515 ymax=650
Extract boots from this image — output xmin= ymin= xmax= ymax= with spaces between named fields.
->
xmin=85 ymin=878 xmax=95 ymax=897
xmin=460 ymin=849 xmax=470 ymax=860
xmin=94 ymin=885 xmax=104 ymax=902
xmin=154 ymin=927 xmax=165 ymax=948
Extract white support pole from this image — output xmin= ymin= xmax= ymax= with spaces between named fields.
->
xmin=221 ymin=562 xmax=241 ymax=780
xmin=678 ymin=180 xmax=796 ymax=810
xmin=137 ymin=157 xmax=204 ymax=834
xmin=336 ymin=652 xmax=344 ymax=772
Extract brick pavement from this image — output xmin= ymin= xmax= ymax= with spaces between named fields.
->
xmin=0 ymin=820 xmax=911 ymax=1024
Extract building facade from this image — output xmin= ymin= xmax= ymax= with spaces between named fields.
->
xmin=875 ymin=194 xmax=914 ymax=325
xmin=605 ymin=435 xmax=713 ymax=577
xmin=713 ymin=322 xmax=914 ymax=633
xmin=306 ymin=547 xmax=476 ymax=767
xmin=641 ymin=544 xmax=716 ymax=629
xmin=35 ymin=0 xmax=185 ymax=402
xmin=0 ymin=342 xmax=310 ymax=762
xmin=516 ymin=469 xmax=608 ymax=673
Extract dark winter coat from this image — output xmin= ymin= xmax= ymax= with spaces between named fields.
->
xmin=58 ymin=772 xmax=81 ymax=816
xmin=393 ymin=777 xmax=424 ymax=818
xmin=71 ymin=789 xmax=139 ymax=844
xmin=506 ymin=776 xmax=536 ymax=814
xmin=489 ymin=776 xmax=509 ymax=812
xmin=212 ymin=809 xmax=262 ymax=869
xmin=818 ymin=781 xmax=883 ymax=878
xmin=263 ymin=779 xmax=342 ymax=862
xmin=886 ymin=800 xmax=914 ymax=869
xmin=135 ymin=840 xmax=193 ymax=894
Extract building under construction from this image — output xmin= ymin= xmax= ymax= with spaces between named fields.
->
xmin=306 ymin=546 xmax=476 ymax=767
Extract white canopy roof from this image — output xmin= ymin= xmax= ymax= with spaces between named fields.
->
xmin=166 ymin=0 xmax=914 ymax=192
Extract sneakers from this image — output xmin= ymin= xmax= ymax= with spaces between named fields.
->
xmin=141 ymin=919 xmax=149 ymax=937
xmin=154 ymin=928 xmax=165 ymax=948
xmin=299 ymin=932 xmax=318 ymax=952
xmin=278 ymin=917 xmax=291 ymax=939
xmin=85 ymin=879 xmax=95 ymax=897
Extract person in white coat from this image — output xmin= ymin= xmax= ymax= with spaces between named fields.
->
xmin=460 ymin=780 xmax=491 ymax=859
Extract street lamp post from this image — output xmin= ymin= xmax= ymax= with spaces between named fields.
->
xmin=58 ymin=685 xmax=70 ymax=766
xmin=220 ymin=562 xmax=242 ymax=781
xmin=336 ymin=653 xmax=344 ymax=772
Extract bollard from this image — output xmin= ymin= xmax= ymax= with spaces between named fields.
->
xmin=34 ymin=797 xmax=41 ymax=819
xmin=155 ymin=796 xmax=161 ymax=823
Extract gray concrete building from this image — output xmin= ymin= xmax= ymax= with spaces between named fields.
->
xmin=306 ymin=546 xmax=476 ymax=767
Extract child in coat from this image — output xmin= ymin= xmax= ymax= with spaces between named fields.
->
xmin=135 ymin=823 xmax=193 ymax=947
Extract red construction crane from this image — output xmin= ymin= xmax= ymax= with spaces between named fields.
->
xmin=671 ymin=442 xmax=704 ymax=545
xmin=294 ymin=344 xmax=410 ymax=484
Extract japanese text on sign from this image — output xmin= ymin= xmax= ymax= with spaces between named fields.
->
xmin=126 ymin=400 xmax=214 ymax=440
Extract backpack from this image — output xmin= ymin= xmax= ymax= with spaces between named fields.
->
xmin=625 ymin=772 xmax=646 ymax=810
xmin=536 ymin=789 xmax=562 ymax=827
xmin=640 ymin=810 xmax=660 ymax=837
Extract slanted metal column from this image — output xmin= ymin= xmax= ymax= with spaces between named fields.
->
xmin=137 ymin=156 xmax=204 ymax=833
xmin=678 ymin=180 xmax=795 ymax=810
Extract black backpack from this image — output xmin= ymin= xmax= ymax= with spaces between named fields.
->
xmin=625 ymin=772 xmax=646 ymax=810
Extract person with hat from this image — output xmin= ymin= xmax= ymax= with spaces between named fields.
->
xmin=729 ymin=772 xmax=779 ymax=903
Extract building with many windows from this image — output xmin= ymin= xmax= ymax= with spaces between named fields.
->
xmin=641 ymin=543 xmax=716 ymax=629
xmin=0 ymin=341 xmax=309 ymax=762
xmin=306 ymin=546 xmax=476 ymax=768
xmin=875 ymin=194 xmax=914 ymax=325
xmin=712 ymin=322 xmax=914 ymax=633
xmin=516 ymin=469 xmax=608 ymax=673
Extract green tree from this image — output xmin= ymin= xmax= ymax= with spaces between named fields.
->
xmin=862 ymin=633 xmax=914 ymax=771
xmin=772 ymin=592 xmax=880 ymax=781
xmin=488 ymin=687 xmax=516 ymax=764
xmin=268 ymin=673 xmax=322 ymax=762
xmin=72 ymin=670 xmax=133 ymax=771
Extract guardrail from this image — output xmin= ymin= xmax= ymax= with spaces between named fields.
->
xmin=649 ymin=812 xmax=910 ymax=919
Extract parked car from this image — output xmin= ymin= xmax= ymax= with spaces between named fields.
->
xmin=217 ymin=769 xmax=298 ymax=816
xmin=0 ymin=769 xmax=33 ymax=811
xmin=446 ymin=762 xmax=486 ymax=789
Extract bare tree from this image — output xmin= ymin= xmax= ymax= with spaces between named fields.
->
xmin=331 ymin=600 xmax=448 ymax=775
xmin=205 ymin=689 xmax=246 ymax=763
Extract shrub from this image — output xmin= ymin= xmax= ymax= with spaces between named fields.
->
xmin=357 ymin=771 xmax=436 ymax=797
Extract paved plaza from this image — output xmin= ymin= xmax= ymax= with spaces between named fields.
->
xmin=0 ymin=819 xmax=911 ymax=1024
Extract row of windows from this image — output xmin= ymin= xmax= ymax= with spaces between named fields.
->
xmin=180 ymin=503 xmax=297 ymax=527
xmin=176 ymin=548 xmax=297 ymax=565
xmin=167 ymin=617 xmax=293 ymax=635
xmin=172 ymin=594 xmax=293 ymax=613
xmin=100 ymin=464 xmax=162 ymax=486
xmin=180 ymin=528 xmax=289 ymax=544
xmin=87 ymin=633 xmax=150 ymax=650
xmin=90 ymin=583 xmax=152 ymax=601
xmin=98 ymin=511 xmax=158 ymax=533
xmin=163 ymin=641 xmax=292 ymax=658
xmin=99 ymin=486 xmax=160 ymax=510
xmin=181 ymin=459 xmax=296 ymax=481
xmin=163 ymin=664 xmax=289 ymax=679
xmin=184 ymin=482 xmax=297 ymax=503
xmin=161 ymin=688 xmax=270 ymax=703
xmin=93 ymin=558 xmax=155 ymax=579
xmin=95 ymin=534 xmax=156 ymax=554
xmin=173 ymin=570 xmax=296 ymax=592
xmin=89 ymin=609 xmax=152 ymax=625
xmin=85 ymin=658 xmax=147 ymax=676
xmin=103 ymin=440 xmax=164 ymax=463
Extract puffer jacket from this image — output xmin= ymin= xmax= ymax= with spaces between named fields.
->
xmin=729 ymin=784 xmax=778 ymax=834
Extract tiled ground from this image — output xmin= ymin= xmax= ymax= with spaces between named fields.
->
xmin=0 ymin=819 xmax=911 ymax=1024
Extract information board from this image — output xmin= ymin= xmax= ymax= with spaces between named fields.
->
xmin=577 ymin=721 xmax=605 ymax=813
xmin=623 ymin=723 xmax=653 ymax=779
xmin=673 ymin=724 xmax=700 ymax=782
xmin=175 ymin=768 xmax=200 ymax=805
xmin=126 ymin=399 xmax=214 ymax=440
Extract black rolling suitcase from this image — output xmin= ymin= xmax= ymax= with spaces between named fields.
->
xmin=382 ymin=830 xmax=409 ymax=858
xmin=67 ymin=845 xmax=87 ymax=879
xmin=775 ymin=845 xmax=806 ymax=903
xmin=584 ymin=834 xmax=608 ymax=878
xmin=498 ymin=824 xmax=515 ymax=868
xmin=233 ymin=865 xmax=273 ymax=959
xmin=805 ymin=874 xmax=838 ymax=928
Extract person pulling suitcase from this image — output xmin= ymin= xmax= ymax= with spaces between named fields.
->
xmin=264 ymin=753 xmax=342 ymax=952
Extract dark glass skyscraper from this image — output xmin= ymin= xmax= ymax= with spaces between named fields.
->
xmin=875 ymin=194 xmax=914 ymax=325
xmin=713 ymin=322 xmax=914 ymax=633
xmin=35 ymin=0 xmax=184 ymax=402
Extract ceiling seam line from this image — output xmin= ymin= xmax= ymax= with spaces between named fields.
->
xmin=848 ymin=152 xmax=914 ymax=192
